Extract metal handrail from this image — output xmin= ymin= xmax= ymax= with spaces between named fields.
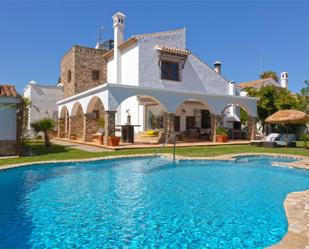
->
xmin=147 ymin=133 xmax=177 ymax=165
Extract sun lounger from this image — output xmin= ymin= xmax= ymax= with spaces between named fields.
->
xmin=251 ymin=133 xmax=281 ymax=147
xmin=262 ymin=134 xmax=296 ymax=148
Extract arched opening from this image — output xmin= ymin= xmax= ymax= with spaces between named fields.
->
xmin=221 ymin=104 xmax=250 ymax=140
xmin=174 ymin=99 xmax=213 ymax=141
xmin=69 ymin=102 xmax=84 ymax=140
xmin=115 ymin=95 xmax=168 ymax=143
xmin=58 ymin=106 xmax=69 ymax=138
xmin=85 ymin=96 xmax=105 ymax=143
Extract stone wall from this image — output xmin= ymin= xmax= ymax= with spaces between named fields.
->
xmin=61 ymin=45 xmax=108 ymax=99
xmin=0 ymin=140 xmax=17 ymax=156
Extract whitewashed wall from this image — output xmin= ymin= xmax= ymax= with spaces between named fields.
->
xmin=0 ymin=107 xmax=17 ymax=140
xmin=24 ymin=83 xmax=63 ymax=131
xmin=116 ymin=96 xmax=144 ymax=133
xmin=107 ymin=58 xmax=115 ymax=83
xmin=121 ymin=44 xmax=139 ymax=85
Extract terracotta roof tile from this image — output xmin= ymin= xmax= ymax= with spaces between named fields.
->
xmin=0 ymin=85 xmax=19 ymax=98
xmin=238 ymin=78 xmax=281 ymax=89
xmin=155 ymin=45 xmax=191 ymax=56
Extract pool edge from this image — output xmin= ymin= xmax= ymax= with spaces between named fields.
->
xmin=1 ymin=152 xmax=309 ymax=248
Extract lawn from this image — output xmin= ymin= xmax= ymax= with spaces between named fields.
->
xmin=0 ymin=141 xmax=308 ymax=167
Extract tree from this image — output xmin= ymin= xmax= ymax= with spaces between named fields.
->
xmin=300 ymin=80 xmax=309 ymax=113
xmin=245 ymin=85 xmax=304 ymax=132
xmin=259 ymin=70 xmax=279 ymax=82
xmin=31 ymin=118 xmax=55 ymax=147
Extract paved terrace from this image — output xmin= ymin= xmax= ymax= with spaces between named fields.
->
xmin=52 ymin=137 xmax=251 ymax=151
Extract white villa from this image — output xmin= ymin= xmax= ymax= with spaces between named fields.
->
xmin=57 ymin=12 xmax=258 ymax=145
xmin=24 ymin=80 xmax=63 ymax=136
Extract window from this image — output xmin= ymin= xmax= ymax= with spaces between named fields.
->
xmin=92 ymin=70 xmax=100 ymax=81
xmin=161 ymin=61 xmax=179 ymax=81
xmin=67 ymin=70 xmax=72 ymax=83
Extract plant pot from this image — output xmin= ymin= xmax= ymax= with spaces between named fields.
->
xmin=108 ymin=136 xmax=120 ymax=146
xmin=216 ymin=134 xmax=228 ymax=142
xmin=98 ymin=135 xmax=104 ymax=145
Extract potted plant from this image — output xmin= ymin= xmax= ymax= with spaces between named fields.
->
xmin=108 ymin=133 xmax=121 ymax=146
xmin=216 ymin=127 xmax=228 ymax=142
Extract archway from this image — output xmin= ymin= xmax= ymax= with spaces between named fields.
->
xmin=58 ymin=106 xmax=69 ymax=138
xmin=69 ymin=102 xmax=84 ymax=140
xmin=114 ymin=94 xmax=168 ymax=143
xmin=221 ymin=104 xmax=251 ymax=140
xmin=170 ymin=99 xmax=214 ymax=141
xmin=85 ymin=96 xmax=105 ymax=143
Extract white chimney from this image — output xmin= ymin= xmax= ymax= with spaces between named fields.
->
xmin=112 ymin=12 xmax=126 ymax=84
xmin=214 ymin=61 xmax=221 ymax=74
xmin=228 ymin=81 xmax=236 ymax=117
xmin=280 ymin=72 xmax=288 ymax=89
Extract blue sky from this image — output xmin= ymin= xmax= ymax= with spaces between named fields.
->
xmin=0 ymin=0 xmax=308 ymax=93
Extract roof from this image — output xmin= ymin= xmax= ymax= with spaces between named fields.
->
xmin=238 ymin=78 xmax=281 ymax=89
xmin=103 ymin=29 xmax=185 ymax=59
xmin=155 ymin=45 xmax=191 ymax=56
xmin=0 ymin=85 xmax=19 ymax=98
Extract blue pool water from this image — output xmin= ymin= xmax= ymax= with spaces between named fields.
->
xmin=0 ymin=156 xmax=308 ymax=249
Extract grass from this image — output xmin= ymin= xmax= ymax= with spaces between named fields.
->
xmin=0 ymin=141 xmax=308 ymax=167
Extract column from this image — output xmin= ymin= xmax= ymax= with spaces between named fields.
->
xmin=57 ymin=118 xmax=65 ymax=138
xmin=247 ymin=116 xmax=257 ymax=140
xmin=211 ymin=114 xmax=222 ymax=142
xmin=82 ymin=113 xmax=92 ymax=142
xmin=104 ymin=110 xmax=116 ymax=145
xmin=163 ymin=112 xmax=175 ymax=142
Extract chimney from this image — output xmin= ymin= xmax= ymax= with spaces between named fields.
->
xmin=112 ymin=12 xmax=126 ymax=83
xmin=214 ymin=61 xmax=221 ymax=74
xmin=280 ymin=72 xmax=288 ymax=89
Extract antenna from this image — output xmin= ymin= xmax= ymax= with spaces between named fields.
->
xmin=96 ymin=26 xmax=104 ymax=49
xmin=99 ymin=26 xmax=104 ymax=45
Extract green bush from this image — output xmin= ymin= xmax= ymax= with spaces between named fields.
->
xmin=216 ymin=127 xmax=228 ymax=136
xmin=301 ymin=134 xmax=309 ymax=149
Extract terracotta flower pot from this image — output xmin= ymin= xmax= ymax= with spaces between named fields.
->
xmin=108 ymin=136 xmax=120 ymax=146
xmin=216 ymin=134 xmax=228 ymax=142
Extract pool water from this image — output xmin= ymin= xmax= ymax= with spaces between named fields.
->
xmin=0 ymin=156 xmax=308 ymax=249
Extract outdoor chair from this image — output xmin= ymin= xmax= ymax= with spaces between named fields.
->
xmin=262 ymin=134 xmax=297 ymax=148
xmin=251 ymin=133 xmax=281 ymax=147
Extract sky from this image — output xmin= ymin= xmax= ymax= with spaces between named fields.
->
xmin=0 ymin=0 xmax=308 ymax=93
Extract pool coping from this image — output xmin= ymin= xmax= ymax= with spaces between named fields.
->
xmin=1 ymin=152 xmax=309 ymax=248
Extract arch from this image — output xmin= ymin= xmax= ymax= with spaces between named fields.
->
xmin=221 ymin=103 xmax=250 ymax=116
xmin=115 ymin=94 xmax=168 ymax=132
xmin=59 ymin=105 xmax=69 ymax=118
xmin=86 ymin=96 xmax=105 ymax=113
xmin=174 ymin=98 xmax=213 ymax=132
xmin=70 ymin=101 xmax=84 ymax=116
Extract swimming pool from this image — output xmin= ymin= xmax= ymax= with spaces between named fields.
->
xmin=0 ymin=156 xmax=308 ymax=248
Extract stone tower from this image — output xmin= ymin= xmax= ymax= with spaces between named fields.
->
xmin=60 ymin=45 xmax=108 ymax=98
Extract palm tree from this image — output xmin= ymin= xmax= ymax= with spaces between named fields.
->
xmin=31 ymin=118 xmax=55 ymax=147
xmin=259 ymin=71 xmax=279 ymax=82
